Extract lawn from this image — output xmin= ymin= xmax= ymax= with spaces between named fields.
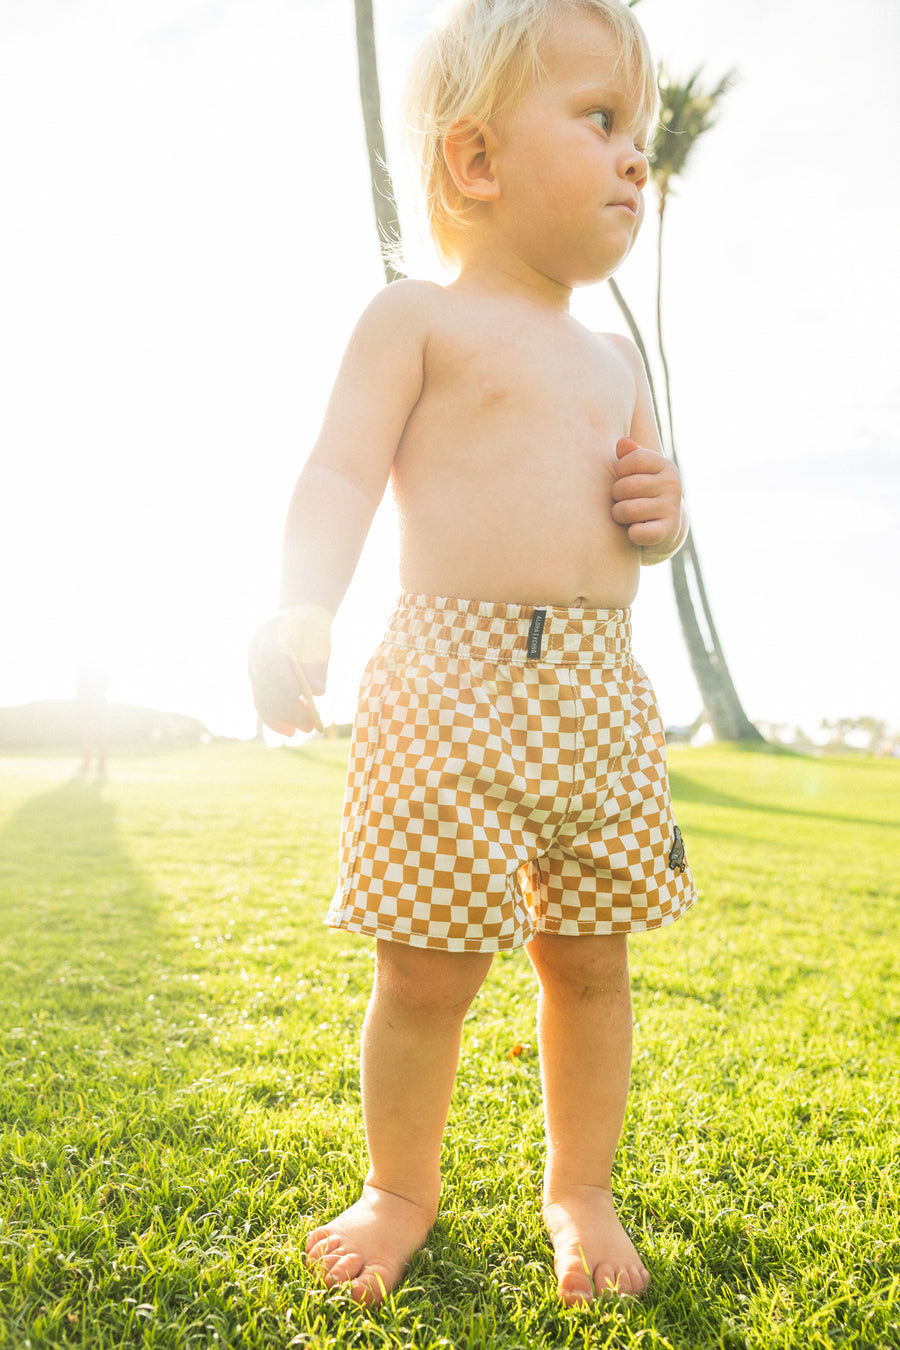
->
xmin=0 ymin=741 xmax=897 ymax=1349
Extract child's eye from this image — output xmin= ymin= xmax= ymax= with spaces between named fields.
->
xmin=588 ymin=110 xmax=611 ymax=133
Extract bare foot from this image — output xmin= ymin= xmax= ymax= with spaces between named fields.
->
xmin=305 ymin=1183 xmax=437 ymax=1306
xmin=543 ymin=1185 xmax=650 ymax=1304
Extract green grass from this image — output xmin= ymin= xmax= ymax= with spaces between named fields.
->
xmin=0 ymin=741 xmax=897 ymax=1349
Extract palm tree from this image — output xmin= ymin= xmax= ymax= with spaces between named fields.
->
xmin=353 ymin=0 xmax=402 ymax=284
xmin=611 ymin=65 xmax=763 ymax=741
xmin=652 ymin=67 xmax=734 ymax=460
xmin=656 ymin=68 xmax=762 ymax=742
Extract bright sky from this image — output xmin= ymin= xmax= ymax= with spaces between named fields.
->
xmin=2 ymin=0 xmax=898 ymax=741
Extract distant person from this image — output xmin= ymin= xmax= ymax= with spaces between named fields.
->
xmin=76 ymin=664 xmax=110 ymax=776
xmin=249 ymin=0 xmax=695 ymax=1308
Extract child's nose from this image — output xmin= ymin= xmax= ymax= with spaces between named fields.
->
xmin=622 ymin=145 xmax=649 ymax=191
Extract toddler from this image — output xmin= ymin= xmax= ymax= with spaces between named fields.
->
xmin=250 ymin=0 xmax=696 ymax=1307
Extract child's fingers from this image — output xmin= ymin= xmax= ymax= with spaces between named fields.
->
xmin=255 ymin=690 xmax=323 ymax=737
xmin=249 ymin=644 xmax=323 ymax=736
xmin=248 ymin=611 xmax=331 ymax=736
xmin=620 ymin=518 xmax=672 ymax=547
xmin=611 ymin=497 xmax=659 ymax=526
xmin=614 ymin=452 xmax=662 ymax=483
xmin=293 ymin=665 xmax=326 ymax=735
xmin=261 ymin=715 xmax=302 ymax=737
xmin=610 ymin=473 xmax=663 ymax=504
xmin=252 ymin=679 xmax=317 ymax=736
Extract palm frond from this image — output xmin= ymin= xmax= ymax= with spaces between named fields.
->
xmin=652 ymin=65 xmax=737 ymax=201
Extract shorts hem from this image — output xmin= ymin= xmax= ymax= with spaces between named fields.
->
xmin=325 ymin=914 xmax=532 ymax=954
xmin=325 ymin=886 xmax=697 ymax=952
xmin=534 ymin=890 xmax=697 ymax=938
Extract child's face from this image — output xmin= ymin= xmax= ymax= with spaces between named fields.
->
xmin=490 ymin=8 xmax=650 ymax=289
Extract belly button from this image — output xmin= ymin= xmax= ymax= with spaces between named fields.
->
xmin=574 ymin=595 xmax=588 ymax=608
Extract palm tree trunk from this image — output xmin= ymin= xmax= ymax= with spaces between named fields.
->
xmin=652 ymin=201 xmax=763 ymax=741
xmin=608 ymin=277 xmax=663 ymax=429
xmin=354 ymin=0 xmax=403 ymax=284
xmin=655 ymin=196 xmax=678 ymax=462
xmin=670 ymin=547 xmax=763 ymax=740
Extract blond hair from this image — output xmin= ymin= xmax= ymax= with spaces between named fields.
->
xmin=404 ymin=0 xmax=658 ymax=268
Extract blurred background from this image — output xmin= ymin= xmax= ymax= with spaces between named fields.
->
xmin=1 ymin=0 xmax=897 ymax=748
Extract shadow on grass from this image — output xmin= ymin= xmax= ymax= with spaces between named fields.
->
xmin=0 ymin=774 xmax=165 ymax=981
xmin=668 ymin=770 xmax=899 ymax=832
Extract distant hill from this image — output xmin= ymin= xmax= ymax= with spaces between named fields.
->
xmin=0 ymin=700 xmax=210 ymax=749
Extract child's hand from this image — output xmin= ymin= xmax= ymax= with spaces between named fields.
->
xmin=611 ymin=437 xmax=685 ymax=558
xmin=248 ymin=605 xmax=332 ymax=736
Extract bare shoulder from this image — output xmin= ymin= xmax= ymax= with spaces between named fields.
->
xmin=328 ymin=279 xmax=448 ymax=401
xmin=310 ymin=281 xmax=451 ymax=476
xmin=599 ymin=330 xmax=645 ymax=377
xmin=354 ymin=277 xmax=447 ymax=338
xmin=595 ymin=331 xmax=655 ymax=404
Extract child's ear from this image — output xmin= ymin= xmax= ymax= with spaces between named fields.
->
xmin=443 ymin=119 xmax=501 ymax=201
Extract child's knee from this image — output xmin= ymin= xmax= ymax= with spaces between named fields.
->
xmin=374 ymin=939 xmax=492 ymax=1019
xmin=527 ymin=932 xmax=630 ymax=999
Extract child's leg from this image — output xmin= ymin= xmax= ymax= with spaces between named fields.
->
xmin=306 ymin=938 xmax=493 ymax=1305
xmin=526 ymin=931 xmax=650 ymax=1302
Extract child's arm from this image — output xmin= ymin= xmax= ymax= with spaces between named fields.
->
xmin=250 ymin=281 xmax=429 ymax=735
xmin=609 ymin=338 xmax=688 ymax=565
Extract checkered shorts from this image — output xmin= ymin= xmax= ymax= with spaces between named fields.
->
xmin=326 ymin=595 xmax=695 ymax=952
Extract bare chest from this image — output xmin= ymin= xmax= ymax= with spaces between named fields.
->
xmin=418 ymin=320 xmax=635 ymax=442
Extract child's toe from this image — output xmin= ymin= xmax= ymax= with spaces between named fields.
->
xmin=555 ymin=1252 xmax=594 ymax=1304
xmin=305 ymin=1229 xmax=350 ymax=1279
xmin=349 ymin=1263 xmax=392 ymax=1306
xmin=592 ymin=1260 xmax=622 ymax=1295
xmin=558 ymin=1278 xmax=593 ymax=1305
xmin=594 ymin=1259 xmax=649 ymax=1298
xmin=625 ymin=1260 xmax=651 ymax=1296
xmin=305 ymin=1226 xmax=333 ymax=1258
xmin=321 ymin=1249 xmax=366 ymax=1288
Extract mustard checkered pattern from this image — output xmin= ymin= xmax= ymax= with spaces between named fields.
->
xmin=326 ymin=595 xmax=695 ymax=952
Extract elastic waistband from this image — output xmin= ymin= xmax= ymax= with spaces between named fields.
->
xmin=384 ymin=594 xmax=632 ymax=666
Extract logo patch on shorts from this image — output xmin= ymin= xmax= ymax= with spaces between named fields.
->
xmin=667 ymin=825 xmax=687 ymax=874
xmin=527 ymin=607 xmax=547 ymax=659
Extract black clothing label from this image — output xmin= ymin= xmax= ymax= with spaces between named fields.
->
xmin=527 ymin=608 xmax=547 ymax=659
